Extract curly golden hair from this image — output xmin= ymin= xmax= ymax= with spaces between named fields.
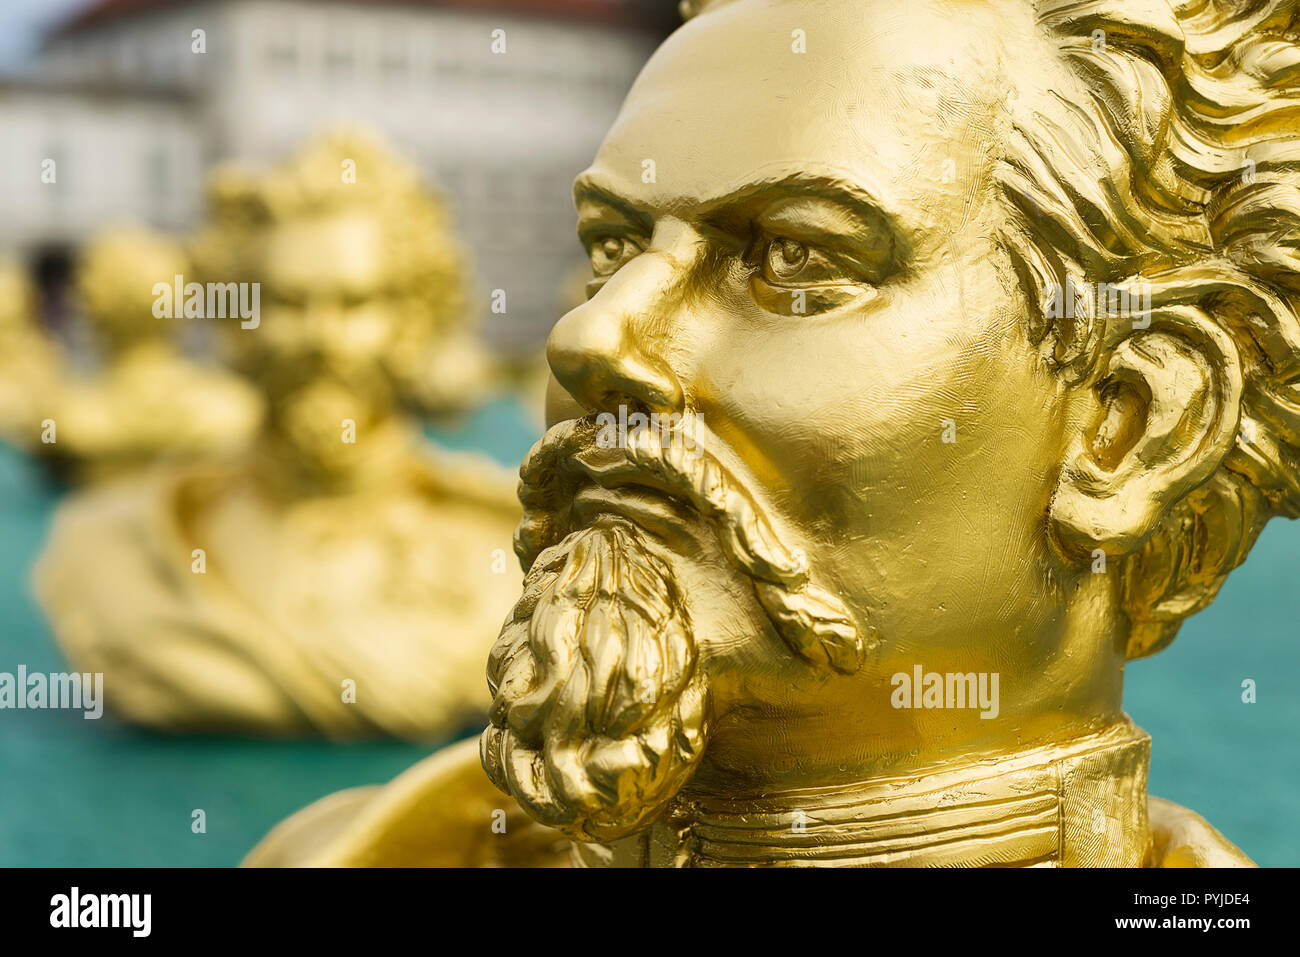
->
xmin=995 ymin=0 xmax=1300 ymax=657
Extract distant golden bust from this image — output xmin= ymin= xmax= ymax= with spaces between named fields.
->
xmin=251 ymin=0 xmax=1299 ymax=865
xmin=35 ymin=133 xmax=521 ymax=737
xmin=39 ymin=226 xmax=262 ymax=483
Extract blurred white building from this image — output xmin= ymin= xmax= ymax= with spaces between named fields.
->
xmin=0 ymin=75 xmax=202 ymax=247
xmin=0 ymin=0 xmax=672 ymax=349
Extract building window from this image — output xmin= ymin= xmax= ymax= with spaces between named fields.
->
xmin=267 ymin=36 xmax=298 ymax=72
xmin=435 ymin=55 xmax=465 ymax=79
xmin=324 ymin=38 xmax=354 ymax=76
xmin=380 ymin=51 xmax=409 ymax=81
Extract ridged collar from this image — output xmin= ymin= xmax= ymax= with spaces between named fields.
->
xmin=580 ymin=719 xmax=1152 ymax=867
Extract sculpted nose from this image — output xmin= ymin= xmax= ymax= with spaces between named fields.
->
xmin=546 ymin=250 xmax=687 ymax=417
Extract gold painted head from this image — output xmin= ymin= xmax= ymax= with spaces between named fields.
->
xmin=195 ymin=131 xmax=470 ymax=484
xmin=481 ymin=0 xmax=1300 ymax=846
xmin=77 ymin=226 xmax=187 ymax=354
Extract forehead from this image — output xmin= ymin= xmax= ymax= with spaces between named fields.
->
xmin=584 ymin=0 xmax=1028 ymax=221
xmin=263 ymin=212 xmax=387 ymax=296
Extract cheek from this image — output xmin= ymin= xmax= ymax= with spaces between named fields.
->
xmin=699 ymin=274 xmax=1036 ymax=533
xmin=694 ymin=269 xmax=1067 ymax=652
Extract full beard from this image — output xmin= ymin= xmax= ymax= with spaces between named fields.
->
xmin=481 ymin=414 xmax=868 ymax=843
xmin=481 ymin=519 xmax=707 ymax=843
xmin=263 ymin=370 xmax=394 ymax=486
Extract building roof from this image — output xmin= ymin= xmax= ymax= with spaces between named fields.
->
xmin=52 ymin=0 xmax=678 ymax=37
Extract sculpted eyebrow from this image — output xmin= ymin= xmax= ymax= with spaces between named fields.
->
xmin=573 ymin=173 xmax=905 ymax=270
xmin=731 ymin=177 xmax=905 ymax=272
xmin=573 ymin=178 xmax=651 ymax=228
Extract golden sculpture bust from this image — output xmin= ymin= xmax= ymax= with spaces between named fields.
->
xmin=39 ymin=226 xmax=263 ymax=483
xmin=35 ymin=133 xmax=521 ymax=738
xmin=255 ymin=0 xmax=1297 ymax=864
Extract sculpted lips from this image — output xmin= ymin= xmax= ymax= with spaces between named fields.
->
xmin=514 ymin=416 xmax=703 ymax=570
xmin=516 ymin=414 xmax=806 ymax=584
xmin=571 ymin=483 xmax=686 ymax=537
xmin=567 ymin=442 xmax=699 ymax=538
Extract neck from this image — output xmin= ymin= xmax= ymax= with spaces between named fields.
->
xmin=580 ymin=717 xmax=1151 ymax=867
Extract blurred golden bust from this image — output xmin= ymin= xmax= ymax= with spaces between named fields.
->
xmin=35 ymin=132 xmax=521 ymax=737
xmin=252 ymin=0 xmax=1296 ymax=864
xmin=0 ymin=259 xmax=62 ymax=450
xmin=38 ymin=226 xmax=262 ymax=482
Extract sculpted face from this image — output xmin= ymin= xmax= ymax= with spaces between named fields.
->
xmin=257 ymin=213 xmax=399 ymax=391
xmin=483 ymin=0 xmax=1193 ymax=838
xmin=77 ymin=228 xmax=186 ymax=352
xmin=247 ymin=211 xmax=408 ymax=477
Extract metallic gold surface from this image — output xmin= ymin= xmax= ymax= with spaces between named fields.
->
xmin=0 ymin=259 xmax=62 ymax=450
xmin=34 ymin=133 xmax=522 ymax=737
xmin=268 ymin=0 xmax=1296 ymax=863
xmin=41 ymin=226 xmax=263 ymax=483
xmin=246 ymin=732 xmax=1253 ymax=867
xmin=244 ymin=738 xmax=571 ymax=867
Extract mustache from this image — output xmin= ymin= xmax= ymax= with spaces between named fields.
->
xmin=512 ymin=412 xmax=869 ymax=675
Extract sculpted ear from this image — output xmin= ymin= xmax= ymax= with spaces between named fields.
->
xmin=1050 ymin=306 xmax=1243 ymax=556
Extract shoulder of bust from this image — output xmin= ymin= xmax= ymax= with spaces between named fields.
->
xmin=1147 ymin=796 xmax=1255 ymax=867
xmin=244 ymin=737 xmax=572 ymax=868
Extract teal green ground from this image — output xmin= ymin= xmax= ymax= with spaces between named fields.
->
xmin=1 ymin=399 xmax=1296 ymax=866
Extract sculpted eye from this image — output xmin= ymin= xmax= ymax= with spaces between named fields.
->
xmin=758 ymin=236 xmax=847 ymax=286
xmin=589 ymin=234 xmax=643 ymax=277
xmin=750 ymin=233 xmax=878 ymax=316
xmin=765 ymin=239 xmax=810 ymax=282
